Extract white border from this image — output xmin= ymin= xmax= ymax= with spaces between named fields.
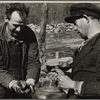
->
xmin=0 ymin=1 xmax=100 ymax=3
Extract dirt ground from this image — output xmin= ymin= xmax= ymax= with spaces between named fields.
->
xmin=46 ymin=30 xmax=83 ymax=60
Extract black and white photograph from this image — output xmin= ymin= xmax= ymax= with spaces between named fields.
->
xmin=0 ymin=1 xmax=99 ymax=99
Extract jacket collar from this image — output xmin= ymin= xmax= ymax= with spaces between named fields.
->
xmin=89 ymin=32 xmax=100 ymax=46
xmin=72 ymin=32 xmax=100 ymax=70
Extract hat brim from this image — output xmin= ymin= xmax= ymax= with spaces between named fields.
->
xmin=65 ymin=15 xmax=83 ymax=23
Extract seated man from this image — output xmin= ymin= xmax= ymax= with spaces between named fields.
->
xmin=48 ymin=3 xmax=100 ymax=99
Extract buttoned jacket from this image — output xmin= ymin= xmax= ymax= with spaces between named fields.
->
xmin=71 ymin=33 xmax=100 ymax=98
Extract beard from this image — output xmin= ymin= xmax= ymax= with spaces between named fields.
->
xmin=11 ymin=29 xmax=23 ymax=41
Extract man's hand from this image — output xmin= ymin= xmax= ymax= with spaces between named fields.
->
xmin=9 ymin=80 xmax=31 ymax=94
xmin=57 ymin=74 xmax=75 ymax=90
xmin=18 ymin=80 xmax=31 ymax=94
xmin=47 ymin=68 xmax=64 ymax=81
xmin=26 ymin=78 xmax=35 ymax=93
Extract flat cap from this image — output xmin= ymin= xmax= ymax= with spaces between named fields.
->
xmin=65 ymin=3 xmax=100 ymax=23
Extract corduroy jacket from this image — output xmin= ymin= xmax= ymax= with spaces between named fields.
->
xmin=0 ymin=22 xmax=41 ymax=89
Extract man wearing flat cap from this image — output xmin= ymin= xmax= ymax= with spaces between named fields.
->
xmin=48 ymin=3 xmax=100 ymax=99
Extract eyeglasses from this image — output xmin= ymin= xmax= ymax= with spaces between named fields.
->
xmin=12 ymin=24 xmax=25 ymax=28
xmin=12 ymin=24 xmax=25 ymax=32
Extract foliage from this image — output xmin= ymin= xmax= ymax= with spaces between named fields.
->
xmin=0 ymin=3 xmax=71 ymax=24
xmin=0 ymin=3 xmax=100 ymax=25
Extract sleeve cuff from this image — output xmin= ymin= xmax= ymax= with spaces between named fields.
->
xmin=26 ymin=78 xmax=35 ymax=86
xmin=74 ymin=81 xmax=84 ymax=95
xmin=9 ymin=80 xmax=18 ymax=89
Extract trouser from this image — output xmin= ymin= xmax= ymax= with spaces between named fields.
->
xmin=0 ymin=86 xmax=32 ymax=99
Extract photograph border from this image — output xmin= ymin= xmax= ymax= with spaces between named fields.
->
xmin=0 ymin=1 xmax=99 ymax=100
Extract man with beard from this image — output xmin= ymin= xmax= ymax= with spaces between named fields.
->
xmin=0 ymin=3 xmax=41 ymax=98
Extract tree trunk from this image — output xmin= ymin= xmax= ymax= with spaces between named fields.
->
xmin=38 ymin=3 xmax=48 ymax=65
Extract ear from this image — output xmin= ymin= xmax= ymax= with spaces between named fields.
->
xmin=4 ymin=15 xmax=8 ymax=22
xmin=83 ymin=14 xmax=89 ymax=23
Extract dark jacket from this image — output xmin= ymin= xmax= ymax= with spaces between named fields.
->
xmin=0 ymin=22 xmax=41 ymax=89
xmin=69 ymin=33 xmax=100 ymax=98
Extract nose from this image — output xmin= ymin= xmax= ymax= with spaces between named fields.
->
xmin=73 ymin=25 xmax=78 ymax=31
xmin=16 ymin=26 xmax=21 ymax=32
